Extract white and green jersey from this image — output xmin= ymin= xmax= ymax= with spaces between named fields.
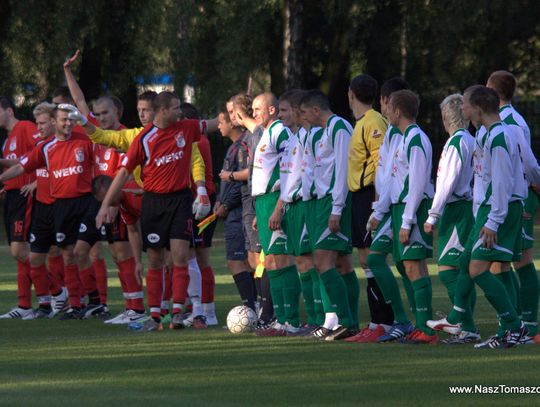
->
xmin=280 ymin=126 xmax=304 ymax=203
xmin=302 ymin=126 xmax=322 ymax=202
xmin=500 ymin=105 xmax=540 ymax=186
xmin=472 ymin=126 xmax=488 ymax=216
xmin=480 ymin=121 xmax=527 ymax=232
xmin=500 ymin=104 xmax=531 ymax=145
xmin=374 ymin=124 xmax=434 ymax=229
xmin=313 ymin=115 xmax=353 ymax=215
xmin=426 ymin=128 xmax=475 ymax=225
xmin=252 ymin=120 xmax=291 ymax=196
xmin=374 ymin=125 xmax=402 ymax=198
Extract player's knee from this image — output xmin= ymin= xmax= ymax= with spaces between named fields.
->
xmin=73 ymin=245 xmax=90 ymax=265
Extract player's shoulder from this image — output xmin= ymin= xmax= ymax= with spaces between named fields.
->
xmin=14 ymin=120 xmax=38 ymax=136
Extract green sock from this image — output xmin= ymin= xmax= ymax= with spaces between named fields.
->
xmin=411 ymin=277 xmax=434 ymax=335
xmin=517 ymin=263 xmax=539 ymax=336
xmin=438 ymin=269 xmax=459 ymax=303
xmin=267 ymin=269 xmax=285 ymax=324
xmin=299 ymin=269 xmax=317 ymax=326
xmin=447 ymin=250 xmax=474 ymax=325
xmin=461 ymin=286 xmax=477 ymax=333
xmin=368 ymin=254 xmax=409 ymax=323
xmin=320 ymin=268 xmax=352 ymax=328
xmin=281 ymin=265 xmax=301 ymax=327
xmin=311 ymin=269 xmax=324 ymax=325
xmin=509 ymin=268 xmax=521 ymax=316
xmin=474 ymin=271 xmax=520 ymax=331
xmin=341 ymin=271 xmax=360 ymax=329
xmin=396 ymin=261 xmax=416 ymax=313
xmin=494 ymin=271 xmax=517 ymax=336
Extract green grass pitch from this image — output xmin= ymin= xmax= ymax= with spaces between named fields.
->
xmin=0 ymin=226 xmax=539 ymax=406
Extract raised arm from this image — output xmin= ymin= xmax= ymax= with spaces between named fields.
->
xmin=63 ymin=50 xmax=90 ymax=116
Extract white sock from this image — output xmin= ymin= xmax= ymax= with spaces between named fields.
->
xmin=203 ymin=302 xmax=216 ymax=317
xmin=368 ymin=322 xmax=378 ymax=330
xmin=364 ymin=269 xmax=374 ymax=279
xmin=322 ymin=312 xmax=338 ymax=330
xmin=187 ymin=257 xmax=202 ymax=300
xmin=381 ymin=323 xmax=392 ymax=332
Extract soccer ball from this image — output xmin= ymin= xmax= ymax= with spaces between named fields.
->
xmin=226 ymin=305 xmax=257 ymax=334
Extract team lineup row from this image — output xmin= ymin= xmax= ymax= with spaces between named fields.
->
xmin=0 ymin=55 xmax=539 ymax=347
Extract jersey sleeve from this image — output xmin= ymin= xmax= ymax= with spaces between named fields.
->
xmin=331 ymin=127 xmax=351 ymax=215
xmin=191 ymin=142 xmax=205 ymax=183
xmin=402 ymin=136 xmax=430 ymax=229
xmin=121 ymin=137 xmax=144 ymax=174
xmin=19 ymin=146 xmax=45 ymax=173
xmin=88 ymin=127 xmax=142 ymax=151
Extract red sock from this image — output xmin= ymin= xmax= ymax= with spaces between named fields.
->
xmin=117 ymin=269 xmax=128 ymax=308
xmin=162 ymin=266 xmax=172 ymax=302
xmin=48 ymin=255 xmax=65 ymax=288
xmin=93 ymin=258 xmax=108 ymax=304
xmin=146 ymin=268 xmax=163 ymax=320
xmin=172 ymin=266 xmax=189 ymax=313
xmin=201 ymin=266 xmax=215 ymax=303
xmin=79 ymin=265 xmax=97 ymax=295
xmin=118 ymin=257 xmax=144 ymax=312
xmin=30 ymin=264 xmax=50 ymax=305
xmin=64 ymin=264 xmax=81 ymax=307
xmin=17 ymin=260 xmax=32 ymax=309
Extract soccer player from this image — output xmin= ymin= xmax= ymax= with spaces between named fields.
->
xmin=487 ymin=71 xmax=540 ymax=343
xmin=0 ymin=105 xmax=106 ymax=319
xmin=300 ymin=90 xmax=356 ymax=340
xmin=215 ymin=108 xmax=256 ymax=309
xmin=423 ymin=94 xmax=479 ymax=344
xmin=0 ymin=97 xmax=39 ymax=319
xmin=344 ymin=74 xmax=394 ymax=342
xmin=428 ymin=86 xmax=528 ymax=348
xmin=371 ymin=90 xmax=436 ymax=344
xmin=93 ymin=91 xmax=214 ymax=332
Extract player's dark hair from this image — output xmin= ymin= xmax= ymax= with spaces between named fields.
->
xmin=390 ymin=90 xmax=420 ymax=120
xmin=380 ymin=77 xmax=409 ymax=99
xmin=52 ymin=86 xmax=74 ymax=104
xmin=92 ymin=175 xmax=113 ymax=196
xmin=0 ymin=96 xmax=15 ymax=112
xmin=488 ymin=70 xmax=516 ymax=101
xmin=180 ymin=102 xmax=199 ymax=119
xmin=350 ymin=74 xmax=378 ymax=104
xmin=138 ymin=90 xmax=158 ymax=104
xmin=468 ymin=86 xmax=500 ymax=114
xmin=219 ymin=107 xmax=231 ymax=122
xmin=279 ymin=89 xmax=306 ymax=109
xmin=153 ymin=91 xmax=180 ymax=111
xmin=300 ymin=90 xmax=330 ymax=110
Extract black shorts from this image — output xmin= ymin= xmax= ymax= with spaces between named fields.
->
xmin=101 ymin=213 xmax=129 ymax=244
xmin=141 ymin=189 xmax=193 ymax=249
xmin=191 ymin=193 xmax=217 ymax=248
xmin=242 ymin=196 xmax=261 ymax=253
xmin=30 ymin=200 xmax=56 ymax=254
xmin=224 ymin=206 xmax=247 ymax=260
xmin=351 ymin=185 xmax=375 ymax=248
xmin=54 ymin=194 xmax=101 ymax=248
xmin=3 ymin=189 xmax=32 ymax=244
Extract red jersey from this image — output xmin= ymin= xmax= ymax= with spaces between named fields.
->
xmin=121 ymin=120 xmax=201 ymax=193
xmin=34 ymin=136 xmax=55 ymax=205
xmin=86 ymin=114 xmax=126 ymax=178
xmin=120 ymin=179 xmax=142 ymax=225
xmin=20 ymin=131 xmax=95 ymax=199
xmin=2 ymin=120 xmax=39 ymax=190
xmin=192 ymin=135 xmax=215 ymax=196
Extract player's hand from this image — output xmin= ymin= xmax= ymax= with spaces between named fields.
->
xmin=399 ymin=228 xmax=410 ymax=245
xmin=523 ymin=211 xmax=532 ymax=220
xmin=20 ymin=181 xmax=37 ymax=197
xmin=193 ymin=186 xmax=211 ymax=220
xmin=480 ymin=226 xmax=497 ymax=249
xmin=58 ymin=103 xmax=88 ymax=125
xmin=96 ymin=206 xmax=114 ymax=228
xmin=135 ymin=261 xmax=144 ymax=286
xmin=424 ymin=222 xmax=435 ymax=234
xmin=219 ymin=170 xmax=231 ymax=182
xmin=369 ymin=217 xmax=380 ymax=233
xmin=252 ymin=216 xmax=258 ymax=231
xmin=235 ymin=111 xmax=245 ymax=126
xmin=63 ymin=49 xmax=81 ymax=69
xmin=268 ymin=208 xmax=282 ymax=231
xmin=329 ymin=214 xmax=341 ymax=234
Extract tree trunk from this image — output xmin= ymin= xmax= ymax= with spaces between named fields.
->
xmin=284 ymin=0 xmax=303 ymax=90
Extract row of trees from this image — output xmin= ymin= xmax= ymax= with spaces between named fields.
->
xmin=1 ymin=0 xmax=540 ymax=137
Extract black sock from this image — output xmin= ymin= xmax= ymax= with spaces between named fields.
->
xmin=367 ymin=277 xmax=394 ymax=326
xmin=255 ymin=277 xmax=262 ymax=303
xmin=233 ymin=271 xmax=256 ymax=311
xmin=39 ymin=304 xmax=52 ymax=310
xmin=259 ymin=270 xmax=274 ymax=323
xmin=88 ymin=291 xmax=101 ymax=305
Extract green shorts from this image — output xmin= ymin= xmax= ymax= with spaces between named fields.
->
xmin=522 ymin=188 xmax=539 ymax=250
xmin=313 ymin=194 xmax=352 ymax=254
xmin=391 ymin=199 xmax=433 ymax=262
xmin=283 ymin=200 xmax=312 ymax=256
xmin=370 ymin=212 xmax=393 ymax=254
xmin=470 ymin=201 xmax=523 ymax=262
xmin=304 ymin=199 xmax=318 ymax=253
xmin=255 ymin=191 xmax=287 ymax=255
xmin=437 ymin=200 xmax=474 ymax=267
